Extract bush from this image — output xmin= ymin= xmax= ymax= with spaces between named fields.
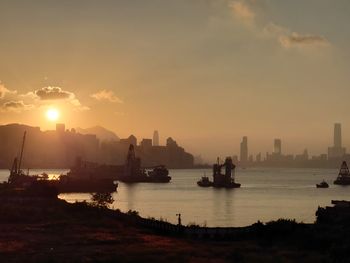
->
xmin=90 ymin=192 xmax=114 ymax=208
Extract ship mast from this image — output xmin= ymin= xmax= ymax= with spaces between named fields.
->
xmin=18 ymin=131 xmax=26 ymax=172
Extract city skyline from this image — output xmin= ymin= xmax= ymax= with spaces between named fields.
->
xmin=3 ymin=120 xmax=349 ymax=164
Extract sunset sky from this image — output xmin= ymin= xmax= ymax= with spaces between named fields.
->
xmin=1 ymin=0 xmax=350 ymax=161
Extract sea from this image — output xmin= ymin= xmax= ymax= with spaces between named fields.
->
xmin=1 ymin=167 xmax=348 ymax=227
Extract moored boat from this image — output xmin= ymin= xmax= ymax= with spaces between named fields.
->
xmin=316 ymin=180 xmax=329 ymax=188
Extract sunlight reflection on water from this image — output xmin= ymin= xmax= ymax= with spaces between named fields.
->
xmin=0 ymin=167 xmax=345 ymax=227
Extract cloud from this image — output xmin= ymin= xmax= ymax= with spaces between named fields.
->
xmin=1 ymin=100 xmax=34 ymax=113
xmin=91 ymin=90 xmax=123 ymax=103
xmin=32 ymin=86 xmax=89 ymax=111
xmin=35 ymin=86 xmax=74 ymax=100
xmin=0 ymin=83 xmax=89 ymax=112
xmin=70 ymin=99 xmax=90 ymax=111
xmin=229 ymin=1 xmax=255 ymax=26
xmin=20 ymin=91 xmax=38 ymax=100
xmin=262 ymin=22 xmax=288 ymax=37
xmin=229 ymin=2 xmax=331 ymax=50
xmin=279 ymin=33 xmax=330 ymax=49
xmin=0 ymin=83 xmax=17 ymax=99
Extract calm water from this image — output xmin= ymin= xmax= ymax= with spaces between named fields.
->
xmin=1 ymin=168 xmax=349 ymax=227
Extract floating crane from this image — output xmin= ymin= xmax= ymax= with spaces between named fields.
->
xmin=197 ymin=157 xmax=241 ymax=188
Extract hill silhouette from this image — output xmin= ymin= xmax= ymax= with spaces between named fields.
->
xmin=76 ymin=126 xmax=119 ymax=142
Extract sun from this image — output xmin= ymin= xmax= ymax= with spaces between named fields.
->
xmin=46 ymin=108 xmax=60 ymax=121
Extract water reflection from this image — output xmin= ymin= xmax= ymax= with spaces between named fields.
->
xmin=1 ymin=167 xmax=348 ymax=227
xmin=123 ymin=183 xmax=137 ymax=211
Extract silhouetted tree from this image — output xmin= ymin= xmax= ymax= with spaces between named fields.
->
xmin=91 ymin=192 xmax=114 ymax=208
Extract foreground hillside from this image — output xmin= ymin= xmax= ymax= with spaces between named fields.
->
xmin=0 ymin=197 xmax=347 ymax=263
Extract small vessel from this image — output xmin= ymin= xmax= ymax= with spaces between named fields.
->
xmin=197 ymin=176 xmax=212 ymax=187
xmin=197 ymin=157 xmax=241 ymax=189
xmin=316 ymin=180 xmax=329 ymax=188
xmin=334 ymin=161 xmax=350 ymax=185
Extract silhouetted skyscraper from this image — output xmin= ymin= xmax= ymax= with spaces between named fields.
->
xmin=328 ymin=123 xmax=346 ymax=159
xmin=56 ymin=123 xmax=65 ymax=133
xmin=256 ymin=152 xmax=262 ymax=162
xmin=334 ymin=123 xmax=342 ymax=148
xmin=274 ymin=139 xmax=282 ymax=155
xmin=240 ymin=136 xmax=248 ymax=163
xmin=153 ymin=130 xmax=159 ymax=146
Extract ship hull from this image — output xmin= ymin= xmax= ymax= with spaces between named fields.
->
xmin=117 ymin=175 xmax=171 ymax=183
xmin=197 ymin=181 xmax=213 ymax=187
xmin=334 ymin=179 xmax=350 ymax=185
xmin=213 ymin=183 xmax=241 ymax=189
xmin=53 ymin=179 xmax=117 ymax=193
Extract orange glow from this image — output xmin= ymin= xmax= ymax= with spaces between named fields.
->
xmin=46 ymin=108 xmax=59 ymax=121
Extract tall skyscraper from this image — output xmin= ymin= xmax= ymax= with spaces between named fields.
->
xmin=153 ymin=130 xmax=159 ymax=146
xmin=334 ymin=123 xmax=342 ymax=148
xmin=328 ymin=123 xmax=346 ymax=159
xmin=56 ymin=123 xmax=65 ymax=133
xmin=240 ymin=136 xmax=248 ymax=163
xmin=274 ymin=139 xmax=282 ymax=155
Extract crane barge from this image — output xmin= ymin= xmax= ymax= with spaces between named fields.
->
xmin=197 ymin=157 xmax=241 ymax=188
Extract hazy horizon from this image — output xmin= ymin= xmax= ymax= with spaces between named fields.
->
xmin=1 ymin=0 xmax=350 ymax=161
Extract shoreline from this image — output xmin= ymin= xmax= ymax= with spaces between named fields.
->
xmin=0 ymin=196 xmax=348 ymax=262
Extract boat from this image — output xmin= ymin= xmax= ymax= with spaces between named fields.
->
xmin=6 ymin=131 xmax=117 ymax=194
xmin=67 ymin=144 xmax=171 ymax=184
xmin=117 ymin=145 xmax=171 ymax=183
xmin=334 ymin=161 xmax=350 ymax=185
xmin=3 ymin=131 xmax=58 ymax=198
xmin=197 ymin=157 xmax=241 ymax=189
xmin=316 ymin=180 xmax=329 ymax=188
xmin=197 ymin=176 xmax=212 ymax=187
xmin=54 ymin=175 xmax=117 ymax=193
xmin=147 ymin=165 xmax=171 ymax=183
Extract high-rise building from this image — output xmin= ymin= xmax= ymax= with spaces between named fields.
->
xmin=328 ymin=123 xmax=346 ymax=159
xmin=256 ymin=152 xmax=262 ymax=162
xmin=274 ymin=139 xmax=282 ymax=155
xmin=153 ymin=130 xmax=159 ymax=146
xmin=140 ymin=138 xmax=152 ymax=149
xmin=56 ymin=123 xmax=65 ymax=133
xmin=334 ymin=123 xmax=342 ymax=148
xmin=240 ymin=136 xmax=248 ymax=163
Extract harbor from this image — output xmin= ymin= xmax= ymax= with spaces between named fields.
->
xmin=2 ymin=166 xmax=348 ymax=227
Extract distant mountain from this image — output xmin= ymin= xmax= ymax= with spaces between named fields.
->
xmin=76 ymin=126 xmax=119 ymax=142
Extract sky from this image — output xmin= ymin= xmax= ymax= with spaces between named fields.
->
xmin=0 ymin=0 xmax=350 ymax=161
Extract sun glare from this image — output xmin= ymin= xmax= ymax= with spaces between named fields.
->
xmin=46 ymin=108 xmax=59 ymax=121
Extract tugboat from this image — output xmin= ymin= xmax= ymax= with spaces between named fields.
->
xmin=197 ymin=174 xmax=212 ymax=187
xmin=197 ymin=157 xmax=241 ymax=189
xmin=334 ymin=161 xmax=350 ymax=185
xmin=316 ymin=180 xmax=329 ymax=188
